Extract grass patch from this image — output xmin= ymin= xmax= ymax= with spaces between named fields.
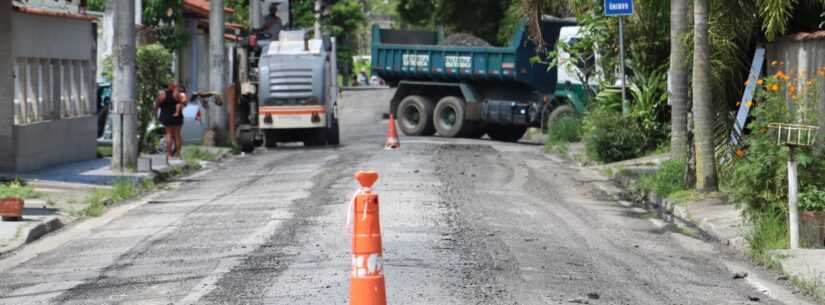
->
xmin=82 ymin=178 xmax=143 ymax=217
xmin=83 ymin=189 xmax=110 ymax=217
xmin=635 ymin=159 xmax=687 ymax=198
xmin=182 ymin=146 xmax=218 ymax=167
xmin=791 ymin=276 xmax=825 ymax=304
xmin=97 ymin=145 xmax=113 ymax=158
xmin=667 ymin=189 xmax=701 ymax=205
xmin=746 ymin=211 xmax=789 ymax=269
xmin=545 ymin=115 xmax=582 ymax=154
xmin=638 ymin=212 xmax=656 ymax=219
xmin=676 ymin=225 xmax=701 ymax=239
xmin=0 ymin=180 xmax=41 ymax=199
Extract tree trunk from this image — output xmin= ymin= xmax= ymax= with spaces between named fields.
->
xmin=315 ymin=0 xmax=322 ymax=39
xmin=208 ymin=0 xmax=228 ymax=146
xmin=670 ymin=0 xmax=689 ymax=160
xmin=691 ymin=0 xmax=718 ymax=192
xmin=112 ymin=0 xmax=137 ymax=171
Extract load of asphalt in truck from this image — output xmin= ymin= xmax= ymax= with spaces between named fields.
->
xmin=370 ymin=17 xmax=591 ymax=142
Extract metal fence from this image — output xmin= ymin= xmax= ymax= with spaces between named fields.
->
xmin=12 ymin=57 xmax=95 ymax=124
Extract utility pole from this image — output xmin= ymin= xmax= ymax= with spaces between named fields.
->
xmin=314 ymin=0 xmax=322 ymax=38
xmin=208 ymin=0 xmax=228 ymax=146
xmin=250 ymin=0 xmax=262 ymax=29
xmin=112 ymin=0 xmax=137 ymax=171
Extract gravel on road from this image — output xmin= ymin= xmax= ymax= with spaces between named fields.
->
xmin=0 ymin=89 xmax=797 ymax=305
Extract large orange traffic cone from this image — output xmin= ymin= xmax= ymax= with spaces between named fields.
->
xmin=350 ymin=171 xmax=387 ymax=305
xmin=385 ymin=114 xmax=400 ymax=150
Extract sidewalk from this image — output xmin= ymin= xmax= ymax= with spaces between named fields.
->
xmin=0 ymin=147 xmax=231 ymax=256
xmin=602 ymin=160 xmax=825 ymax=301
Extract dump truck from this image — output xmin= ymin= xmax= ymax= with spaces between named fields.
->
xmin=371 ymin=17 xmax=590 ymax=141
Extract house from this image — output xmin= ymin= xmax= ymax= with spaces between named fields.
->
xmin=0 ymin=1 xmax=98 ymax=173
xmin=94 ymin=0 xmax=239 ymax=95
xmin=178 ymin=0 xmax=239 ymax=94
xmin=765 ymin=31 xmax=825 ymax=131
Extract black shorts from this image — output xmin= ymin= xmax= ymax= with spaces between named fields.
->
xmin=160 ymin=112 xmax=183 ymax=127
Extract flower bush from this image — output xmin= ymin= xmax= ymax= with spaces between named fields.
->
xmin=725 ymin=66 xmax=825 ymax=217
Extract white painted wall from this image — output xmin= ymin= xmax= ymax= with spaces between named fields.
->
xmin=12 ymin=12 xmax=94 ymax=61
xmin=766 ymin=37 xmax=825 ymax=130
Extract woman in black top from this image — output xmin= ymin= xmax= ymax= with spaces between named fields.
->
xmin=154 ymin=84 xmax=187 ymax=160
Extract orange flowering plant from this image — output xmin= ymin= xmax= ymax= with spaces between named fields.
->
xmin=726 ymin=66 xmax=825 ymax=219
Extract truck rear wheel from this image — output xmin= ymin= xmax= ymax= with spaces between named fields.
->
xmin=238 ymin=129 xmax=256 ymax=153
xmin=434 ymin=96 xmax=480 ymax=138
xmin=327 ymin=121 xmax=341 ymax=146
xmin=397 ymin=95 xmax=435 ymax=136
xmin=487 ymin=125 xmax=527 ymax=142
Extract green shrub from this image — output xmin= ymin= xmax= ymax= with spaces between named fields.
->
xmin=182 ymin=146 xmax=218 ymax=167
xmin=800 ymin=186 xmax=825 ymax=212
xmin=724 ymin=74 xmax=825 ymax=215
xmin=545 ymin=115 xmax=582 ymax=154
xmin=628 ymin=66 xmax=670 ymax=147
xmin=83 ymin=189 xmax=110 ymax=217
xmin=746 ymin=211 xmax=789 ymax=267
xmin=0 ymin=180 xmax=41 ymax=199
xmin=583 ymin=109 xmax=646 ymax=163
xmin=636 ymin=159 xmax=687 ymax=198
xmin=102 ymin=44 xmax=174 ymax=153
xmin=549 ymin=115 xmax=582 ymax=143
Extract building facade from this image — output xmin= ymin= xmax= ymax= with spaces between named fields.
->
xmin=1 ymin=1 xmax=98 ymax=173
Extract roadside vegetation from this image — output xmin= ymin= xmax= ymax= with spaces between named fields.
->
xmin=80 ymin=146 xmax=223 ymax=217
xmin=0 ymin=180 xmax=42 ymax=199
xmin=82 ymin=178 xmax=143 ymax=217
xmin=544 ymin=115 xmax=581 ymax=154
xmin=725 ymin=70 xmax=825 ymax=259
xmin=515 ymin=0 xmax=825 ymax=293
xmin=182 ymin=146 xmax=219 ymax=168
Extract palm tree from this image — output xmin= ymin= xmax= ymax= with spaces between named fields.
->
xmin=693 ymin=0 xmax=718 ymax=192
xmin=669 ymin=0 xmax=689 ymax=159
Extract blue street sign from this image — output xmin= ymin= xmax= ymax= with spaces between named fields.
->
xmin=604 ymin=0 xmax=634 ymax=16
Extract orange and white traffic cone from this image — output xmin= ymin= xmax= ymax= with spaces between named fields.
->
xmin=384 ymin=114 xmax=400 ymax=150
xmin=349 ymin=171 xmax=387 ymax=305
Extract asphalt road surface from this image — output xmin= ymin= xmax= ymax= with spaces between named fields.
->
xmin=0 ymin=89 xmax=803 ymax=305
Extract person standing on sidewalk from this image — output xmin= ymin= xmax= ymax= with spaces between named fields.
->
xmin=154 ymin=84 xmax=187 ymax=161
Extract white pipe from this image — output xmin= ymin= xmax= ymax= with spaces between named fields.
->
xmin=789 ymin=146 xmax=800 ymax=249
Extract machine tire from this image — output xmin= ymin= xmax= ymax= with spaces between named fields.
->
xmin=304 ymin=129 xmax=327 ymax=147
xmin=263 ymin=130 xmax=278 ymax=148
xmin=327 ymin=121 xmax=341 ymax=146
xmin=396 ymin=95 xmax=435 ymax=136
xmin=487 ymin=125 xmax=527 ymax=142
xmin=545 ymin=105 xmax=577 ymax=135
xmin=433 ymin=96 xmax=478 ymax=138
xmin=238 ymin=130 xmax=256 ymax=153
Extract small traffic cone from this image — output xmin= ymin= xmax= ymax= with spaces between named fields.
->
xmin=384 ymin=114 xmax=400 ymax=150
xmin=350 ymin=171 xmax=387 ymax=305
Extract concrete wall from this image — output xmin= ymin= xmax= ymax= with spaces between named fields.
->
xmin=0 ymin=8 xmax=98 ymax=173
xmin=13 ymin=116 xmax=97 ymax=173
xmin=0 ymin=3 xmax=14 ymax=171
xmin=12 ymin=12 xmax=94 ymax=61
xmin=766 ymin=37 xmax=825 ymax=128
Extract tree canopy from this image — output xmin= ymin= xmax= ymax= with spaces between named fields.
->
xmin=397 ymin=0 xmax=513 ymax=45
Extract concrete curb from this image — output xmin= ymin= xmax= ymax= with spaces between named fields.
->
xmin=0 ymin=216 xmax=64 ymax=256
xmin=600 ymin=167 xmax=825 ymax=304
xmin=610 ymin=171 xmax=746 ymax=250
xmin=0 ymin=148 xmax=237 ymax=257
